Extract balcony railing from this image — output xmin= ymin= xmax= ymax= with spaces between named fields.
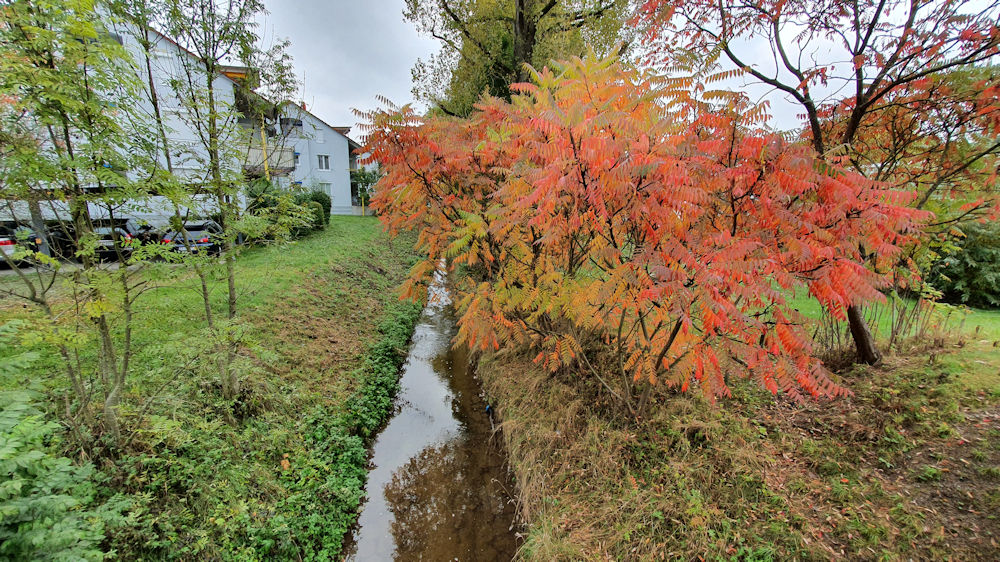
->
xmin=245 ymin=143 xmax=295 ymax=177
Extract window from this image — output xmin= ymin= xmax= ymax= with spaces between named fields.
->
xmin=317 ymin=154 xmax=330 ymax=170
xmin=280 ymin=118 xmax=303 ymax=135
xmin=319 ymin=182 xmax=332 ymax=197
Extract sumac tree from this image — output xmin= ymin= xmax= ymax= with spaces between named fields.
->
xmin=637 ymin=0 xmax=1000 ymax=364
xmin=362 ymin=56 xmax=926 ymax=414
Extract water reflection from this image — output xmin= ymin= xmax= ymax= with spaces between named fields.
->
xmin=385 ymin=441 xmax=516 ymax=560
xmin=345 ymin=271 xmax=517 ymax=561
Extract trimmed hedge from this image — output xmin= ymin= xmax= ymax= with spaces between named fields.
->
xmin=307 ymin=191 xmax=332 ymax=224
xmin=306 ymin=200 xmax=326 ymax=231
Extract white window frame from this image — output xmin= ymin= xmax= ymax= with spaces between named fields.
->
xmin=317 ymin=154 xmax=330 ymax=171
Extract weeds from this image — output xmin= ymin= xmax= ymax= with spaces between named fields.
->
xmin=481 ymin=322 xmax=1000 ymax=560
xmin=0 ymin=220 xmax=422 ymax=560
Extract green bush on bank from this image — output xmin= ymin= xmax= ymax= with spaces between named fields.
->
xmin=0 ymin=392 xmax=109 ymax=562
xmin=306 ymin=191 xmax=332 ymax=225
xmin=306 ymin=200 xmax=326 ymax=232
xmin=246 ymin=180 xmax=328 ymax=242
xmin=929 ymin=221 xmax=1000 ymax=308
xmin=0 ymin=328 xmax=126 ymax=561
xmin=233 ymin=300 xmax=422 ymax=560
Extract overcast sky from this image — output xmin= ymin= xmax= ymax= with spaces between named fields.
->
xmin=252 ymin=2 xmax=912 ymax=138
xmin=258 ymin=0 xmax=438 ymax=139
xmin=255 ymin=1 xmax=812 ymax=138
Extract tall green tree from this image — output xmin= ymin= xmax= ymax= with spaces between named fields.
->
xmin=162 ymin=0 xmax=300 ymax=403
xmin=406 ymin=0 xmax=631 ymax=116
xmin=0 ymin=0 xmax=163 ymax=447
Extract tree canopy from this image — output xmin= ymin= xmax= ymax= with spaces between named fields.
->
xmin=636 ymin=0 xmax=1000 ymax=363
xmin=406 ymin=0 xmax=631 ymax=116
xmin=361 ymin=55 xmax=927 ymax=413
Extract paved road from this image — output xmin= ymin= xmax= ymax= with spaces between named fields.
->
xmin=0 ymin=260 xmax=127 ymax=278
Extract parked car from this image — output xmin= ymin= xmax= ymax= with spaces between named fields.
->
xmin=94 ymin=225 xmax=135 ymax=261
xmin=45 ymin=223 xmax=78 ymax=260
xmin=91 ymin=219 xmax=170 ymax=262
xmin=0 ymin=225 xmax=41 ymax=266
xmin=161 ymin=221 xmax=223 ymax=255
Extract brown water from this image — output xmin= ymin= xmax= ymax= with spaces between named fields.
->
xmin=345 ymin=271 xmax=519 ymax=561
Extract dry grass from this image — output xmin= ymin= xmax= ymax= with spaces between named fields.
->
xmin=480 ymin=338 xmax=1000 ymax=561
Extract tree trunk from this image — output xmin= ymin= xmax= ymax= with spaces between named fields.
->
xmin=27 ymin=198 xmax=50 ymax=257
xmin=97 ymin=314 xmax=121 ymax=444
xmin=847 ymin=305 xmax=881 ymax=365
xmin=512 ymin=0 xmax=537 ymax=81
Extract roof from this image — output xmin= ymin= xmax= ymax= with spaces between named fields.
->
xmin=281 ymin=101 xmax=361 ymax=150
xmin=142 ymin=26 xmax=244 ymax=90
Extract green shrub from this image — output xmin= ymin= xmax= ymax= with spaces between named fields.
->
xmin=0 ymin=391 xmax=118 ymax=561
xmin=306 ymin=200 xmax=326 ymax=232
xmin=929 ymin=221 xmax=1000 ymax=308
xmin=245 ymin=178 xmax=282 ymax=213
xmin=289 ymin=193 xmax=326 ymax=238
xmin=0 ymin=325 xmax=124 ymax=561
xmin=307 ymin=190 xmax=332 ymax=224
xmin=246 ymin=181 xmax=317 ymax=243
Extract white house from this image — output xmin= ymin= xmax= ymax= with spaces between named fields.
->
xmin=276 ymin=103 xmax=362 ymax=215
xmin=116 ymin=27 xmax=362 ymax=217
xmin=1 ymin=21 xmax=357 ymax=227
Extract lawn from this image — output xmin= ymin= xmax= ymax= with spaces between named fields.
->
xmin=0 ymin=217 xmax=421 ymax=560
xmin=788 ymin=288 xmax=1000 ymax=341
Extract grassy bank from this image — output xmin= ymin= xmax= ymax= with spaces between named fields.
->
xmin=481 ymin=308 xmax=1000 ymax=560
xmin=0 ymin=217 xmax=421 ymax=560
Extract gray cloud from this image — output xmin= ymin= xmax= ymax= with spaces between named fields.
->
xmin=258 ymin=0 xmax=438 ymax=137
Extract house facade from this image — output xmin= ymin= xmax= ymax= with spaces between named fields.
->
xmin=276 ymin=104 xmax=362 ymax=215
xmin=1 ymin=21 xmax=356 ymax=228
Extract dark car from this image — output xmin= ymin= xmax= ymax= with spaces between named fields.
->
xmin=162 ymin=221 xmax=223 ymax=255
xmin=94 ymin=225 xmax=135 ymax=261
xmin=92 ymin=219 xmax=169 ymax=262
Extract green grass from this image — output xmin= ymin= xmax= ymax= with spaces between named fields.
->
xmin=0 ymin=217 xmax=422 ymax=560
xmin=787 ymin=288 xmax=1000 ymax=341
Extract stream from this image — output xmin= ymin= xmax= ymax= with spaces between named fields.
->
xmin=344 ymin=269 xmax=519 ymax=560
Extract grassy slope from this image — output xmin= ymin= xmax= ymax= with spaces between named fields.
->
xmin=481 ymin=306 xmax=1000 ymax=560
xmin=0 ymin=217 xmax=420 ymax=560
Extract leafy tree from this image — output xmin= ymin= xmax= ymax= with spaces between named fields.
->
xmin=161 ymin=0 xmax=297 ymax=402
xmin=406 ymin=0 xmax=631 ymax=116
xmin=350 ymin=166 xmax=381 ymax=209
xmin=0 ymin=0 xmax=172 ymax=446
xmin=637 ymin=0 xmax=1000 ymax=363
xmin=928 ymin=221 xmax=1000 ymax=308
xmin=361 ymin=55 xmax=926 ymax=415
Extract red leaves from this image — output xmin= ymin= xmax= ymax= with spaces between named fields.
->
xmin=362 ymin=55 xmax=925 ymax=404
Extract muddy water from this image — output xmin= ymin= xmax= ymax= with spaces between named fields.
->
xmin=345 ymin=270 xmax=518 ymax=561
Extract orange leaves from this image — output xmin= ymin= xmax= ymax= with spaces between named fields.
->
xmin=362 ymin=53 xmax=923 ymax=406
